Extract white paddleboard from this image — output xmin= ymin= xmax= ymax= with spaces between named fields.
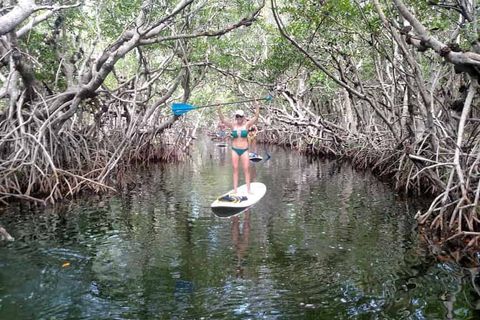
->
xmin=211 ymin=182 xmax=266 ymax=212
xmin=249 ymin=152 xmax=263 ymax=162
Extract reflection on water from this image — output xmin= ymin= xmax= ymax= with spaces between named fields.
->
xmin=232 ymin=211 xmax=250 ymax=279
xmin=1 ymin=138 xmax=480 ymax=319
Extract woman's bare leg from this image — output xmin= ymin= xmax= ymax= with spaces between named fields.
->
xmin=241 ymin=152 xmax=251 ymax=193
xmin=232 ymin=150 xmax=239 ymax=193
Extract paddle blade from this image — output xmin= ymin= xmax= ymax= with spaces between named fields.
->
xmin=172 ymin=102 xmax=197 ymax=116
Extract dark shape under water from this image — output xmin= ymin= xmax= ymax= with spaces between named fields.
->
xmin=175 ymin=280 xmax=194 ymax=293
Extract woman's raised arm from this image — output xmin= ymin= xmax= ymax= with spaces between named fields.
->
xmin=218 ymin=108 xmax=234 ymax=129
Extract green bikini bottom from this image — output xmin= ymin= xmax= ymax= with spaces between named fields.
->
xmin=231 ymin=147 xmax=248 ymax=156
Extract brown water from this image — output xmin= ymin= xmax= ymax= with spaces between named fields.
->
xmin=0 ymin=139 xmax=479 ymax=319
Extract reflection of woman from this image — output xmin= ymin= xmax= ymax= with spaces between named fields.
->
xmin=231 ymin=212 xmax=250 ymax=278
xmin=218 ymin=102 xmax=260 ymax=194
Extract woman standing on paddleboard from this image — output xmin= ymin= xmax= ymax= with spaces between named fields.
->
xmin=218 ymin=102 xmax=260 ymax=194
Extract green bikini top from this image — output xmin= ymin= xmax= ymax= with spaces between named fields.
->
xmin=231 ymin=129 xmax=248 ymax=139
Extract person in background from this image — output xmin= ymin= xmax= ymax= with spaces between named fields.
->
xmin=247 ymin=123 xmax=258 ymax=157
xmin=217 ymin=122 xmax=227 ymax=141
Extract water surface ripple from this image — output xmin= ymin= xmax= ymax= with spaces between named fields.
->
xmin=1 ymin=140 xmax=478 ymax=319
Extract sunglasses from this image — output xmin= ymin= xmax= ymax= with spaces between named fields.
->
xmin=235 ymin=115 xmax=244 ymax=119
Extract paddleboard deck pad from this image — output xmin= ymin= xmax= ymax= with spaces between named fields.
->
xmin=211 ymin=182 xmax=266 ymax=217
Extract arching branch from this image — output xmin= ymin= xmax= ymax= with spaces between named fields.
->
xmin=393 ymin=0 xmax=480 ymax=67
xmin=0 ymin=1 xmax=80 ymax=37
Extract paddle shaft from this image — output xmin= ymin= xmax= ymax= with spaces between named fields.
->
xmin=194 ymin=97 xmax=268 ymax=110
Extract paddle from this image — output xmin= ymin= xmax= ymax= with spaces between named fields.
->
xmin=263 ymin=143 xmax=271 ymax=161
xmin=172 ymin=95 xmax=273 ymax=116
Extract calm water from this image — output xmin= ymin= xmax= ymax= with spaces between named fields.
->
xmin=1 ymin=139 xmax=479 ymax=319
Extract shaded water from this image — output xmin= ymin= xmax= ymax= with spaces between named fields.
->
xmin=1 ymin=139 xmax=479 ymax=319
